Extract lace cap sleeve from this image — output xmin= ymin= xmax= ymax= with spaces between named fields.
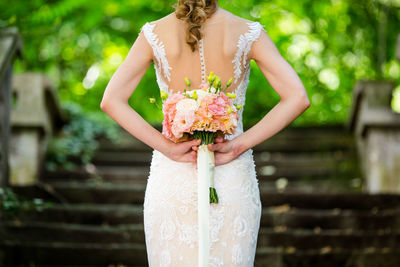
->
xmin=232 ymin=21 xmax=267 ymax=83
xmin=247 ymin=21 xmax=267 ymax=61
xmin=138 ymin=21 xmax=172 ymax=83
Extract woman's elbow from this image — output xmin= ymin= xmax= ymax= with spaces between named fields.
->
xmin=100 ymin=98 xmax=114 ymax=112
xmin=100 ymin=100 xmax=109 ymax=111
xmin=301 ymin=94 xmax=311 ymax=110
xmin=294 ymin=91 xmax=311 ymax=111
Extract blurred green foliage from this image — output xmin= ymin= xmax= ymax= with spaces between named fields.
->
xmin=45 ymin=101 xmax=122 ymax=170
xmin=1 ymin=0 xmax=400 ymax=128
xmin=0 ymin=187 xmax=54 ymax=218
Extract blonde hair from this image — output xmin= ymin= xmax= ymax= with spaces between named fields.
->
xmin=173 ymin=0 xmax=218 ymax=52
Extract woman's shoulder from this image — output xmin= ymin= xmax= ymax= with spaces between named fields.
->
xmin=146 ymin=9 xmax=260 ymax=30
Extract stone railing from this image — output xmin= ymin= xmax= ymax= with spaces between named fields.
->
xmin=9 ymin=72 xmax=67 ymax=186
xmin=348 ymin=34 xmax=400 ymax=193
xmin=0 ymin=27 xmax=23 ymax=188
xmin=348 ymin=67 xmax=400 ymax=194
xmin=396 ymin=34 xmax=400 ymax=62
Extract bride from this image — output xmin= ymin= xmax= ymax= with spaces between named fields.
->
xmin=100 ymin=0 xmax=310 ymax=266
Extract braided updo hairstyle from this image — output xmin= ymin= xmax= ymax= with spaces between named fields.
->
xmin=173 ymin=0 xmax=218 ymax=52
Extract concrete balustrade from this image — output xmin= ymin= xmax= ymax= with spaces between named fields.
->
xmin=348 ymin=79 xmax=400 ymax=193
xmin=0 ymin=27 xmax=23 ymax=188
xmin=9 ymin=73 xmax=66 ymax=186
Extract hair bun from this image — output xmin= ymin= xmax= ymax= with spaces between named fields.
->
xmin=174 ymin=0 xmax=218 ymax=52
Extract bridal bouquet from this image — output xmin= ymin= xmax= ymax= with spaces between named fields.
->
xmin=150 ymin=72 xmax=241 ymax=203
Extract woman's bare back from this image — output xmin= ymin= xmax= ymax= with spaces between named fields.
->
xmin=139 ymin=7 xmax=266 ymax=95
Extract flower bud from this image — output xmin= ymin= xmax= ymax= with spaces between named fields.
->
xmin=215 ymin=77 xmax=221 ymax=89
xmin=207 ymin=75 xmax=213 ymax=85
xmin=149 ymin=97 xmax=156 ymax=104
xmin=192 ymin=90 xmax=198 ymax=100
xmin=207 ymin=72 xmax=216 ymax=83
xmin=160 ymin=90 xmax=168 ymax=101
xmin=184 ymin=77 xmax=191 ymax=87
xmin=226 ymin=93 xmax=236 ymax=99
xmin=226 ymin=77 xmax=233 ymax=87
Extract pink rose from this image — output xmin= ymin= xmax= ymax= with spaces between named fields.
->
xmin=171 ymin=110 xmax=196 ymax=139
xmin=208 ymin=96 xmax=227 ymax=116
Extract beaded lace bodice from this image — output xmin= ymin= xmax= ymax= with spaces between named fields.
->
xmin=140 ymin=16 xmax=265 ymax=267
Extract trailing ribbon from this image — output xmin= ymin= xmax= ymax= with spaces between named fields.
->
xmin=197 ymin=144 xmax=215 ymax=266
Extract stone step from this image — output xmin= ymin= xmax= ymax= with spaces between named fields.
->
xmin=261 ymin=207 xmax=400 ymax=230
xmin=42 ymin=164 xmax=360 ymax=186
xmin=259 ymin=192 xmax=400 ymax=210
xmin=0 ymin=221 xmax=145 ymax=244
xmin=2 ymin=240 xmax=399 ymax=267
xmin=11 ymin=184 xmax=400 ymax=209
xmin=41 ymin=172 xmax=361 ymax=194
xmin=0 ymin=241 xmax=148 ymax=266
xmin=91 ymin=150 xmax=357 ymax=167
xmin=254 ymin=247 xmax=400 ymax=267
xmin=2 ymin=220 xmax=399 ymax=250
xmin=88 ymin=154 xmax=360 ymax=181
xmin=98 ymin=125 xmax=356 ymax=153
xmin=10 ymin=203 xmax=400 ymax=231
xmin=257 ymin=228 xmax=400 ymax=250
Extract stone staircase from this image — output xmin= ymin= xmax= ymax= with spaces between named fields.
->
xmin=1 ymin=125 xmax=400 ymax=266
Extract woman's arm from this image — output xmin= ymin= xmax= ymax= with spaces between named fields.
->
xmin=100 ymin=29 xmax=200 ymax=163
xmin=208 ymin=28 xmax=311 ymax=165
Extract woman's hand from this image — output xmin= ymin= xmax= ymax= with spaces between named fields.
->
xmin=164 ymin=139 xmax=201 ymax=163
xmin=192 ymin=137 xmax=245 ymax=166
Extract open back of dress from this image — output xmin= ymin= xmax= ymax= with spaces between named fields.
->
xmin=140 ymin=11 xmax=266 ymax=140
xmin=140 ymin=10 xmax=266 ymax=267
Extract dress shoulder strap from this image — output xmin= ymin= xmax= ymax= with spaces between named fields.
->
xmin=140 ymin=22 xmax=172 ymax=83
xmin=232 ymin=21 xmax=266 ymax=83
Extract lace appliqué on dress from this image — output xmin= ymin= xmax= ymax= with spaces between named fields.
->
xmin=226 ymin=21 xmax=265 ymax=141
xmin=140 ymin=22 xmax=173 ymax=95
xmin=232 ymin=21 xmax=265 ymax=84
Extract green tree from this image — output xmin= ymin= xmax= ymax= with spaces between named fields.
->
xmin=1 ymin=0 xmax=399 ymax=128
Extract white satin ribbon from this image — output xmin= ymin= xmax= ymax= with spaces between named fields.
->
xmin=197 ymin=144 xmax=214 ymax=266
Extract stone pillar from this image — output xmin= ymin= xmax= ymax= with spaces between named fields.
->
xmin=0 ymin=27 xmax=23 ymax=188
xmin=9 ymin=72 xmax=66 ymax=186
xmin=348 ymin=80 xmax=400 ymax=193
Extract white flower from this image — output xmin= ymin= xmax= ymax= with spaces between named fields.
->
xmin=194 ymin=90 xmax=209 ymax=105
xmin=176 ymin=98 xmax=198 ymax=112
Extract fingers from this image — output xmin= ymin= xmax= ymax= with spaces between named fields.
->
xmin=208 ymin=142 xmax=227 ymax=152
xmin=214 ymin=152 xmax=225 ymax=166
xmin=183 ymin=150 xmax=197 ymax=163
xmin=191 ymin=139 xmax=201 ymax=146
xmin=184 ymin=139 xmax=201 ymax=151
xmin=191 ymin=145 xmax=199 ymax=151
xmin=190 ymin=150 xmax=197 ymax=162
xmin=214 ymin=137 xmax=225 ymax=143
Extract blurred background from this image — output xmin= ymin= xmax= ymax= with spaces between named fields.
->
xmin=1 ymin=0 xmax=400 ymax=266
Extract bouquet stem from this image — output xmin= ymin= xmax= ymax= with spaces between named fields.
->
xmin=193 ymin=131 xmax=219 ymax=204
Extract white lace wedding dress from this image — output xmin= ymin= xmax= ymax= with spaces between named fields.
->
xmin=139 ymin=12 xmax=266 ymax=266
